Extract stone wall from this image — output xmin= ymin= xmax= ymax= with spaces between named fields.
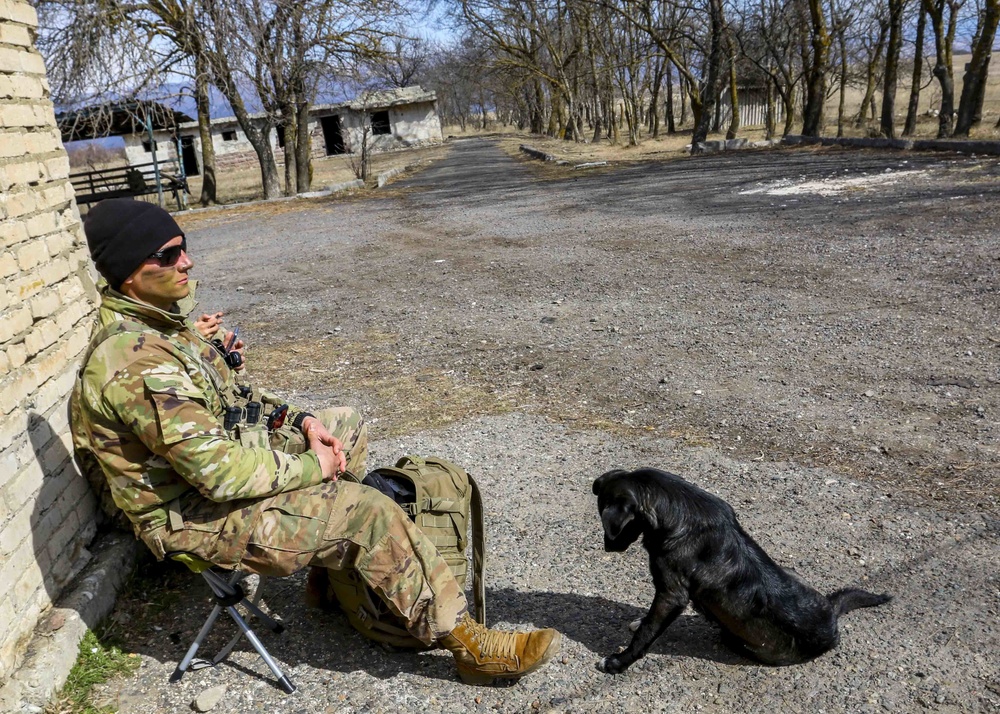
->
xmin=0 ymin=0 xmax=98 ymax=687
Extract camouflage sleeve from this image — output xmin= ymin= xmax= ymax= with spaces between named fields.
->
xmin=103 ymin=353 xmax=324 ymax=502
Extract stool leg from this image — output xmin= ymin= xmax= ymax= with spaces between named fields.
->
xmin=170 ymin=602 xmax=225 ymax=683
xmin=224 ymin=605 xmax=295 ymax=693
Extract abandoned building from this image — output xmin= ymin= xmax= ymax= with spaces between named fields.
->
xmin=124 ymin=85 xmax=443 ymax=176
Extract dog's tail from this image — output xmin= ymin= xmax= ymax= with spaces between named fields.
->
xmin=827 ymin=588 xmax=892 ymax=616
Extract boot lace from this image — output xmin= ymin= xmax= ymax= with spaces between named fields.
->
xmin=468 ymin=620 xmax=518 ymax=661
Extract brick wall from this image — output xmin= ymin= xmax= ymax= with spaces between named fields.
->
xmin=0 ymin=0 xmax=98 ymax=685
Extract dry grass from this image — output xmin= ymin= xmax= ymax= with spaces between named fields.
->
xmin=184 ymin=143 xmax=451 ymax=206
xmin=251 ymin=330 xmax=516 ymax=437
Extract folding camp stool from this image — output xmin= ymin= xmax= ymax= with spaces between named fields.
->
xmin=168 ymin=553 xmax=295 ymax=693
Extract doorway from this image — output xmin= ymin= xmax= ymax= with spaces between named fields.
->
xmin=321 ymin=115 xmax=346 ymax=155
xmin=180 ymin=135 xmax=199 ymax=176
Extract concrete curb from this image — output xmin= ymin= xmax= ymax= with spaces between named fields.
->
xmin=782 ymin=134 xmax=1000 ymax=155
xmin=376 ymin=166 xmax=413 ymax=188
xmin=0 ymin=532 xmax=138 ymax=714
xmin=519 ymin=144 xmax=558 ymax=162
xmin=690 ymin=138 xmax=782 ymax=154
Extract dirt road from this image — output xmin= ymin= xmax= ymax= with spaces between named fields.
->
xmin=100 ymin=139 xmax=998 ymax=713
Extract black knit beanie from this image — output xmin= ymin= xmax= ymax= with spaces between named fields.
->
xmin=83 ymin=198 xmax=185 ymax=289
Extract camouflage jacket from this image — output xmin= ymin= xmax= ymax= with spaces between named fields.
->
xmin=70 ymin=289 xmax=322 ymax=564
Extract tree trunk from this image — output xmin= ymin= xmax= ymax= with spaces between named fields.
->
xmin=280 ymin=108 xmax=297 ymax=197
xmin=782 ymin=84 xmax=796 ymax=136
xmin=693 ymin=0 xmax=724 ymax=146
xmin=726 ymin=51 xmax=739 ymax=140
xmin=802 ymin=0 xmax=830 ymax=137
xmin=856 ymin=21 xmax=888 ymax=129
xmin=880 ymin=0 xmax=906 ymax=139
xmin=666 ymin=63 xmax=676 ymax=134
xmin=680 ymin=75 xmax=689 ymax=125
xmin=295 ymin=99 xmax=312 ymax=193
xmin=926 ymin=0 xmax=957 ymax=137
xmin=836 ymin=24 xmax=848 ymax=137
xmin=954 ymin=0 xmax=1000 ymax=136
xmin=903 ymin=6 xmax=927 ymax=136
xmin=194 ymin=54 xmax=217 ymax=206
xmin=765 ymin=78 xmax=776 ymax=139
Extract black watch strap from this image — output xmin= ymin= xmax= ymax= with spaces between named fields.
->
xmin=292 ymin=411 xmax=315 ymax=431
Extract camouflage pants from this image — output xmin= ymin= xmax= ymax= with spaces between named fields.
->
xmin=243 ymin=407 xmax=467 ymax=644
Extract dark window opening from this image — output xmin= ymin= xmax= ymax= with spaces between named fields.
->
xmin=371 ymin=110 xmax=391 ymax=136
xmin=222 ymin=130 xmax=237 ymax=141
xmin=180 ymin=135 xmax=199 ymax=176
xmin=142 ymin=140 xmax=156 ymax=152
xmin=276 ymin=126 xmax=285 ymax=148
xmin=321 ymin=115 xmax=345 ymax=155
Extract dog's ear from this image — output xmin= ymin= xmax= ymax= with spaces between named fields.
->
xmin=593 ymin=469 xmax=629 ymax=495
xmin=601 ymin=501 xmax=635 ymax=540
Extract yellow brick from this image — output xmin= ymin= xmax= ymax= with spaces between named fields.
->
xmin=4 ymin=159 xmax=41 ymax=186
xmin=9 ymin=0 xmax=39 ymax=27
xmin=3 ymin=103 xmax=34 ymax=128
xmin=27 ymin=287 xmax=59 ymax=320
xmin=0 ymin=304 xmax=32 ymax=343
xmin=40 ymin=185 xmax=69 ymax=212
xmin=24 ymin=318 xmax=58 ymax=357
xmin=0 ymin=75 xmax=12 ymax=98
xmin=4 ymin=457 xmax=43 ymax=515
xmin=15 ymin=237 xmax=47 ymax=270
xmin=6 ymin=342 xmax=26 ymax=369
xmin=13 ymin=562 xmax=43 ymax=610
xmin=0 ymin=349 xmax=9 ymax=376
xmin=0 ymin=365 xmax=40 ymax=414
xmin=19 ymin=51 xmax=45 ymax=75
xmin=2 ymin=189 xmax=35 ymax=218
xmin=45 ymin=230 xmax=74 ymax=257
xmin=0 ymin=251 xmax=17 ymax=277
xmin=5 ymin=74 xmax=42 ymax=100
xmin=0 ymin=130 xmax=25 ymax=158
xmin=56 ymin=275 xmax=83 ymax=303
xmin=39 ymin=256 xmax=69 ymax=284
xmin=0 ymin=23 xmax=31 ymax=46
xmin=25 ymin=211 xmax=57 ymax=238
xmin=0 ymin=46 xmax=23 ymax=74
xmin=12 ymin=270 xmax=45 ymax=301
xmin=1 ymin=220 xmax=28 ymax=248
xmin=43 ymin=155 xmax=68 ymax=181
xmin=32 ymin=368 xmax=74 ymax=414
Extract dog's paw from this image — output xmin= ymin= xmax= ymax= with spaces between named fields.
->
xmin=597 ymin=655 xmax=628 ymax=675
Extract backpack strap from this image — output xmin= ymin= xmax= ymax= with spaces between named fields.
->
xmin=469 ymin=474 xmax=486 ymax=625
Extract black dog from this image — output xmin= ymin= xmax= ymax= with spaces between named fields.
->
xmin=593 ymin=468 xmax=891 ymax=672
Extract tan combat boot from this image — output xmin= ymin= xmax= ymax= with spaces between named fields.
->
xmin=439 ymin=613 xmax=562 ymax=685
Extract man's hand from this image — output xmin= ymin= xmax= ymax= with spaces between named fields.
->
xmin=304 ymin=417 xmax=346 ymax=481
xmin=220 ymin=329 xmax=246 ymax=371
xmin=194 ymin=311 xmax=224 ymax=339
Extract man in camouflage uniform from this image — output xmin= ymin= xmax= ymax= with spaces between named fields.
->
xmin=70 ymin=198 xmax=560 ymax=684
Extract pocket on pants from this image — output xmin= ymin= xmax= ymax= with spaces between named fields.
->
xmin=322 ymin=480 xmax=388 ymax=553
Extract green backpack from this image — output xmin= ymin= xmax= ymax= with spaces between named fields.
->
xmin=326 ymin=455 xmax=486 ymax=648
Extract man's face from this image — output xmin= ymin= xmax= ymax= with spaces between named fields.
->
xmin=120 ymin=235 xmax=193 ymax=310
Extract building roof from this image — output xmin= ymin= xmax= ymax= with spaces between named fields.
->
xmin=174 ymin=86 xmax=437 ymax=130
xmin=56 ymin=101 xmax=194 ymax=142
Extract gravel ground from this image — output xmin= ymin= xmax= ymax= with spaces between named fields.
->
xmin=93 ymin=139 xmax=998 ymax=713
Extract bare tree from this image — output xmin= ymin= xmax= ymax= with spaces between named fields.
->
xmin=903 ymin=1 xmax=929 ymax=135
xmin=923 ymin=0 xmax=967 ymax=137
xmin=880 ymin=0 xmax=909 ymax=138
xmin=801 ymin=0 xmax=831 ymax=136
xmin=954 ymin=0 xmax=1000 ymax=135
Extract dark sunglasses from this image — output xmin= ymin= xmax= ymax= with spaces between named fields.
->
xmin=147 ymin=238 xmax=187 ymax=267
